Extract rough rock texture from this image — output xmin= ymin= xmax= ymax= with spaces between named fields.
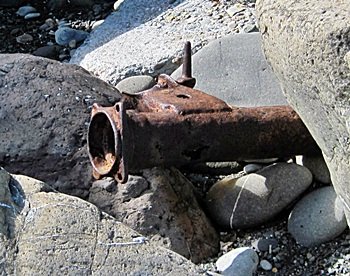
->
xmin=288 ymin=186 xmax=348 ymax=247
xmin=206 ymin=163 xmax=313 ymax=229
xmin=171 ymin=33 xmax=287 ymax=106
xmin=88 ymin=167 xmax=219 ymax=263
xmin=256 ymin=1 xmax=350 ymax=222
xmin=0 ymin=167 xmax=202 ymax=275
xmin=0 ymin=54 xmax=121 ymax=198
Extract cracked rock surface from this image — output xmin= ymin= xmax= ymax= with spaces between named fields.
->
xmin=0 ymin=167 xmax=202 ymax=275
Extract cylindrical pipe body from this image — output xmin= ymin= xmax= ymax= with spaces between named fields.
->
xmin=125 ymin=106 xmax=320 ymax=171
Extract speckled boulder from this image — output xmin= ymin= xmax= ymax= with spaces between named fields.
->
xmin=257 ymin=0 xmax=350 ymax=223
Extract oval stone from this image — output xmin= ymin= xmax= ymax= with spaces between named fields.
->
xmin=206 ymin=163 xmax=312 ymax=229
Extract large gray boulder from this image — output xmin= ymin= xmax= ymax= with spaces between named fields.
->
xmin=256 ymin=1 xmax=350 ymax=222
xmin=0 ymin=167 xmax=202 ymax=275
xmin=171 ymin=33 xmax=287 ymax=107
xmin=0 ymin=54 xmax=120 ymax=198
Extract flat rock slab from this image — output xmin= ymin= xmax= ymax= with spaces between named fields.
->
xmin=0 ymin=168 xmax=202 ymax=275
xmin=0 ymin=54 xmax=121 ymax=198
xmin=89 ymin=167 xmax=220 ymax=263
xmin=172 ymin=33 xmax=287 ymax=107
xmin=70 ymin=0 xmax=250 ymax=85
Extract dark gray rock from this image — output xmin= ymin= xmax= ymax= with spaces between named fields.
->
xmin=89 ymin=167 xmax=219 ymax=263
xmin=252 ymin=238 xmax=278 ymax=252
xmin=55 ymin=27 xmax=89 ymax=46
xmin=301 ymin=155 xmax=331 ymax=184
xmin=171 ymin=33 xmax=287 ymax=107
xmin=206 ymin=163 xmax=312 ymax=229
xmin=288 ymin=186 xmax=348 ymax=247
xmin=0 ymin=54 xmax=121 ymax=198
xmin=32 ymin=45 xmax=61 ymax=60
xmin=116 ymin=75 xmax=156 ymax=94
xmin=216 ymin=247 xmax=259 ymax=276
xmin=257 ymin=0 xmax=350 ymax=223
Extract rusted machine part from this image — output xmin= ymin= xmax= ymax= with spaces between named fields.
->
xmin=176 ymin=41 xmax=196 ymax=88
xmin=88 ymin=74 xmax=320 ymax=183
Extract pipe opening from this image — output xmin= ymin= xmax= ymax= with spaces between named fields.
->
xmin=88 ymin=112 xmax=118 ymax=175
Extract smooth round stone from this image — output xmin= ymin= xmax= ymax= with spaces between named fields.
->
xmin=216 ymin=247 xmax=259 ymax=276
xmin=243 ymin=163 xmax=263 ymax=174
xmin=16 ymin=5 xmax=36 ymax=16
xmin=288 ymin=186 xmax=348 ymax=247
xmin=24 ymin=12 xmax=41 ymax=20
xmin=55 ymin=27 xmax=88 ymax=46
xmin=301 ymin=155 xmax=331 ymax=184
xmin=206 ymin=163 xmax=313 ymax=229
xmin=260 ymin=259 xmax=272 ymax=271
xmin=116 ymin=75 xmax=156 ymax=94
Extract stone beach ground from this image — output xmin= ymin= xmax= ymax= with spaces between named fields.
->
xmin=1 ymin=0 xmax=350 ymax=275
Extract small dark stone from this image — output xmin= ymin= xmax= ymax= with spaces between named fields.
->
xmin=32 ymin=45 xmax=61 ymax=60
xmin=252 ymin=238 xmax=278 ymax=252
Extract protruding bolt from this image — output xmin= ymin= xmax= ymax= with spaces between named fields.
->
xmin=176 ymin=41 xmax=196 ymax=88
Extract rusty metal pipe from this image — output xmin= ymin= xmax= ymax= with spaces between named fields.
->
xmin=87 ymin=75 xmax=320 ymax=183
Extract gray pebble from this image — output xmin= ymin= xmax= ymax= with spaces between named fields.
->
xmin=16 ymin=33 xmax=33 ymax=44
xmin=243 ymin=163 xmax=263 ymax=174
xmin=288 ymin=186 xmax=347 ymax=247
xmin=24 ymin=12 xmax=41 ymax=20
xmin=301 ymin=155 xmax=331 ymax=184
xmin=260 ymin=259 xmax=272 ymax=271
xmin=216 ymin=247 xmax=259 ymax=276
xmin=16 ymin=5 xmax=36 ymax=16
xmin=55 ymin=27 xmax=88 ymax=46
xmin=116 ymin=75 xmax=156 ymax=94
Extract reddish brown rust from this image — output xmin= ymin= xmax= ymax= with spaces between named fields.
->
xmin=175 ymin=41 xmax=196 ymax=88
xmin=87 ymin=74 xmax=320 ymax=183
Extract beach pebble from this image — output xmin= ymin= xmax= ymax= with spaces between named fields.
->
xmin=16 ymin=33 xmax=33 ymax=44
xmin=24 ymin=12 xmax=41 ymax=20
xmin=260 ymin=259 xmax=273 ymax=271
xmin=216 ymin=247 xmax=259 ymax=276
xmin=116 ymin=75 xmax=156 ymax=94
xmin=243 ymin=163 xmax=263 ymax=174
xmin=288 ymin=186 xmax=348 ymax=247
xmin=206 ymin=163 xmax=312 ymax=228
xmin=16 ymin=5 xmax=36 ymax=17
xmin=55 ymin=27 xmax=88 ymax=46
